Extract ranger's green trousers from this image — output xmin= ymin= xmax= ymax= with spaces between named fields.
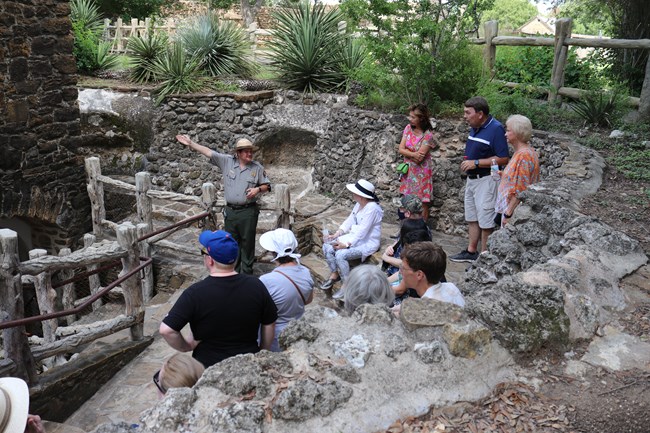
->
xmin=224 ymin=205 xmax=259 ymax=274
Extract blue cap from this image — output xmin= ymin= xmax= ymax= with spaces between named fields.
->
xmin=199 ymin=230 xmax=239 ymax=265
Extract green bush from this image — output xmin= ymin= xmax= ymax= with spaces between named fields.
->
xmin=494 ymin=46 xmax=604 ymax=90
xmin=152 ymin=42 xmax=207 ymax=104
xmin=127 ymin=31 xmax=169 ymax=83
xmin=268 ymin=1 xmax=348 ymax=92
xmin=72 ymin=21 xmax=101 ymax=73
xmin=178 ymin=13 xmax=257 ymax=78
xmin=569 ymin=89 xmax=625 ymax=127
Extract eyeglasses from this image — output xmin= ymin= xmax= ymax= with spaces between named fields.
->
xmin=200 ymin=248 xmax=208 ymax=256
xmin=153 ymin=370 xmax=166 ymax=394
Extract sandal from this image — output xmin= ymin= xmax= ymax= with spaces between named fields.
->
xmin=319 ymin=276 xmax=341 ymax=290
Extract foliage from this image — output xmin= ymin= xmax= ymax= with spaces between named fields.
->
xmin=569 ymin=89 xmax=626 ymax=127
xmin=340 ymin=0 xmax=489 ymax=108
xmin=178 ymin=13 xmax=257 ymax=78
xmin=126 ymin=31 xmax=168 ymax=83
xmin=151 ymin=42 xmax=207 ymax=104
xmin=96 ymin=41 xmax=121 ymax=70
xmin=267 ymin=1 xmax=348 ymax=93
xmin=72 ymin=20 xmax=101 ymax=73
xmin=95 ymin=0 xmax=178 ymax=20
xmin=481 ymin=0 xmax=537 ymax=33
xmin=555 ymin=0 xmax=613 ymax=36
xmin=494 ymin=45 xmax=603 ymax=90
xmin=71 ymin=0 xmax=105 ymax=34
xmin=200 ymin=0 xmax=238 ymax=11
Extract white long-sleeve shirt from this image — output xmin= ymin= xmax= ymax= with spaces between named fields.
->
xmin=337 ymin=201 xmax=383 ymax=261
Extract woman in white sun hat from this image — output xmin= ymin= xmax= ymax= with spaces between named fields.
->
xmin=0 ymin=377 xmax=46 ymax=433
xmin=259 ymin=228 xmax=314 ymax=351
xmin=320 ymin=179 xmax=384 ymax=300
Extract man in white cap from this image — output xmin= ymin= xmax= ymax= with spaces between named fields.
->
xmin=160 ymin=230 xmax=277 ymax=367
xmin=320 ymin=179 xmax=383 ymax=299
xmin=259 ymin=228 xmax=314 ymax=351
xmin=176 ymin=134 xmax=271 ymax=274
xmin=0 ymin=377 xmax=46 ymax=433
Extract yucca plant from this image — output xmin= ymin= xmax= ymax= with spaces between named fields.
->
xmin=268 ymin=0 xmax=347 ymax=92
xmin=570 ymin=90 xmax=623 ymax=127
xmin=127 ymin=31 xmax=169 ymax=83
xmin=96 ymin=41 xmax=121 ymax=70
xmin=178 ymin=13 xmax=257 ymax=78
xmin=151 ymin=42 xmax=207 ymax=105
xmin=70 ymin=0 xmax=104 ymax=34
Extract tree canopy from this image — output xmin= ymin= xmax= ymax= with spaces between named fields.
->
xmin=482 ymin=0 xmax=538 ymax=33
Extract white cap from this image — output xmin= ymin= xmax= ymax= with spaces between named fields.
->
xmin=259 ymin=228 xmax=301 ymax=262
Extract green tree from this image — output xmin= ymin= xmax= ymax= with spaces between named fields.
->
xmin=340 ymin=0 xmax=491 ymax=107
xmin=482 ymin=0 xmax=538 ymax=33
xmin=555 ymin=0 xmax=612 ymax=35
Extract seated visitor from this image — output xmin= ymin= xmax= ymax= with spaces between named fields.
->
xmin=0 ymin=377 xmax=47 ymax=433
xmin=382 ymin=217 xmax=430 ymax=277
xmin=259 ymin=228 xmax=314 ymax=352
xmin=343 ymin=265 xmax=394 ymax=313
xmin=159 ymin=230 xmax=278 ymax=367
xmin=153 ymin=353 xmax=205 ymax=397
xmin=399 ymin=242 xmax=465 ymax=308
xmin=320 ymin=179 xmax=383 ymax=300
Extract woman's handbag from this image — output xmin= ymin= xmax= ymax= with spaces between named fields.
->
xmin=396 ymin=162 xmax=409 ymax=175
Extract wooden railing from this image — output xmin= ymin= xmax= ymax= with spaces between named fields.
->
xmin=472 ymin=18 xmax=650 ymax=114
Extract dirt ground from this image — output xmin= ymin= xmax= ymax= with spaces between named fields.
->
xmin=383 ymin=143 xmax=650 ymax=433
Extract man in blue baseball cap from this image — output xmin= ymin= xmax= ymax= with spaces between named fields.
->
xmin=159 ymin=230 xmax=278 ymax=367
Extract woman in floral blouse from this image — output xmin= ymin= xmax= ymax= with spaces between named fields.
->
xmin=495 ymin=114 xmax=540 ymax=226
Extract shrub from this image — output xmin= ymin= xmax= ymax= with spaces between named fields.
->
xmin=72 ymin=20 xmax=101 ymax=73
xmin=151 ymin=42 xmax=207 ymax=104
xmin=178 ymin=13 xmax=257 ymax=78
xmin=268 ymin=1 xmax=348 ymax=92
xmin=127 ymin=31 xmax=169 ymax=83
xmin=569 ymin=89 xmax=625 ymax=127
xmin=96 ymin=40 xmax=121 ymax=70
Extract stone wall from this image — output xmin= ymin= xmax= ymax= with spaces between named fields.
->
xmin=147 ymin=90 xmax=568 ymax=233
xmin=0 ymin=0 xmax=86 ymax=251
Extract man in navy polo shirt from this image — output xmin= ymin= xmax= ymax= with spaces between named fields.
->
xmin=450 ymin=97 xmax=509 ymax=262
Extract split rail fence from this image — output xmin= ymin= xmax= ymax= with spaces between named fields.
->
xmin=472 ymin=18 xmax=650 ymax=114
xmin=1 ymin=156 xmax=291 ymax=383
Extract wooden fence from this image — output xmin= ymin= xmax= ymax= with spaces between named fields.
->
xmin=472 ymin=18 xmax=650 ymax=115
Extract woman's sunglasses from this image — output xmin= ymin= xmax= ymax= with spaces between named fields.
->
xmin=153 ymin=370 xmax=166 ymax=394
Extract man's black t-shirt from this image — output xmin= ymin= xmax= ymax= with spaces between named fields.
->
xmin=163 ymin=274 xmax=278 ymax=367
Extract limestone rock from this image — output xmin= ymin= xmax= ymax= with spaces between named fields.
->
xmin=330 ymin=364 xmax=362 ymax=383
xmin=91 ymin=422 xmax=137 ymax=433
xmin=279 ymin=319 xmax=320 ymax=350
xmin=272 ymin=379 xmax=352 ymax=420
xmin=138 ymin=388 xmax=197 ymax=432
xmin=197 ymin=353 xmax=278 ymax=398
xmin=352 ymin=303 xmax=394 ymax=325
xmin=399 ymin=297 xmax=466 ymax=331
xmin=330 ymin=334 xmax=372 ymax=368
xmin=210 ymin=402 xmax=266 ymax=433
xmin=414 ymin=341 xmax=444 ymax=363
xmin=443 ymin=321 xmax=492 ymax=359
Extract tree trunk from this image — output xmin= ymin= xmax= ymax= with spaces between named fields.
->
xmin=241 ymin=0 xmax=263 ymax=27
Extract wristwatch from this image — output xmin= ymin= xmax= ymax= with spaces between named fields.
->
xmin=474 ymin=159 xmax=480 ymax=167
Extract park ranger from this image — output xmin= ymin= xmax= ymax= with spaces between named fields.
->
xmin=176 ymin=134 xmax=271 ymax=274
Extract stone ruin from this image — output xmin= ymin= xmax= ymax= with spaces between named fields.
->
xmin=78 ymin=92 xmax=647 ymax=433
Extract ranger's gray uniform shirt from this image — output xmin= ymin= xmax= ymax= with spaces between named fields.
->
xmin=210 ymin=151 xmax=271 ymax=205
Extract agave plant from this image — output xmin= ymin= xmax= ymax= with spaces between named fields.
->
xmin=269 ymin=1 xmax=348 ymax=93
xmin=70 ymin=0 xmax=104 ymax=34
xmin=96 ymin=41 xmax=121 ymax=71
xmin=127 ymin=31 xmax=169 ymax=83
xmin=570 ymin=90 xmax=622 ymax=127
xmin=178 ymin=13 xmax=257 ymax=78
xmin=151 ymin=42 xmax=207 ymax=105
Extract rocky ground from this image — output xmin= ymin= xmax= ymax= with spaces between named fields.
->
xmin=384 ymin=142 xmax=650 ymax=433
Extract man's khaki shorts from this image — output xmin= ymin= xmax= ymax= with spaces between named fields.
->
xmin=464 ymin=176 xmax=497 ymax=229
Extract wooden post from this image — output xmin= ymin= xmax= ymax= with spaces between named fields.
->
xmin=137 ymin=223 xmax=154 ymax=303
xmin=202 ymin=182 xmax=218 ymax=230
xmin=29 ymin=249 xmax=58 ymax=341
xmin=638 ymin=56 xmax=650 ymax=121
xmin=115 ymin=17 xmax=124 ymax=51
xmin=116 ymin=222 xmax=144 ymax=341
xmin=275 ymin=183 xmax=291 ymax=229
xmin=484 ymin=20 xmax=499 ymax=78
xmin=549 ymin=18 xmax=573 ymax=104
xmin=136 ymin=172 xmax=153 ymax=233
xmin=85 ymin=157 xmax=106 ymax=237
xmin=84 ymin=233 xmax=103 ymax=311
xmin=58 ymin=248 xmax=76 ymax=325
xmin=0 ymin=229 xmax=37 ymax=383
